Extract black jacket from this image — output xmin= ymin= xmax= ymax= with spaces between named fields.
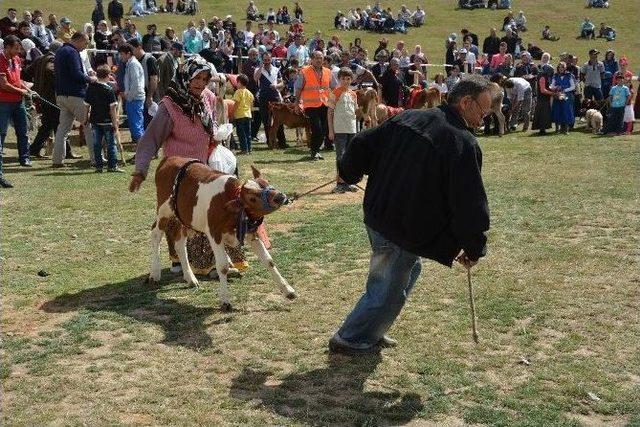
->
xmin=482 ymin=35 xmax=501 ymax=57
xmin=339 ymin=105 xmax=490 ymax=266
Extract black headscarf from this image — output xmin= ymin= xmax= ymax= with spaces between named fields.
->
xmin=166 ymin=56 xmax=215 ymax=135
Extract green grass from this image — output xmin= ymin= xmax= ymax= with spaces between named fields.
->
xmin=2 ymin=126 xmax=639 ymax=425
xmin=3 ymin=0 xmax=640 ymax=425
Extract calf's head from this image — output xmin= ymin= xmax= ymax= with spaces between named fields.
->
xmin=227 ymin=166 xmax=289 ymax=219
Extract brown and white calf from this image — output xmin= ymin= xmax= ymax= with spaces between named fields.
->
xmin=149 ymin=157 xmax=297 ymax=310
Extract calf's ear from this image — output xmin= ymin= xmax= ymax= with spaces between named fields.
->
xmin=251 ymin=165 xmax=262 ymax=179
xmin=225 ymin=199 xmax=243 ymax=213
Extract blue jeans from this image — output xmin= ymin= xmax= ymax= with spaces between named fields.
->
xmin=0 ymin=101 xmax=30 ymax=175
xmin=125 ymin=99 xmax=144 ymax=141
xmin=92 ymin=125 xmax=118 ymax=169
xmin=584 ymin=86 xmax=603 ymax=101
xmin=604 ymin=106 xmax=625 ymax=134
xmin=235 ymin=117 xmax=252 ymax=152
xmin=337 ymin=226 xmax=422 ymax=346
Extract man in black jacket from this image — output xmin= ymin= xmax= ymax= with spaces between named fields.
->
xmin=482 ymin=27 xmax=500 ymax=59
xmin=107 ymin=0 xmax=124 ymax=28
xmin=329 ymin=74 xmax=492 ymax=355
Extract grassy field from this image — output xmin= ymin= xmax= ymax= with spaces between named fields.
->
xmin=2 ymin=0 xmax=640 ymax=425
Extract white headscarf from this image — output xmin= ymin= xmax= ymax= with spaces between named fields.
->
xmin=21 ymin=39 xmax=36 ymax=60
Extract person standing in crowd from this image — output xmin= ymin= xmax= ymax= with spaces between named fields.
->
xmin=108 ymin=0 xmax=124 ymax=28
xmin=328 ymin=75 xmax=491 ymax=354
xmin=142 ymin=23 xmax=162 ymax=53
xmin=241 ymin=47 xmax=262 ymax=140
xmin=157 ymin=42 xmax=182 ymax=99
xmin=601 ymin=73 xmax=631 ymax=135
xmin=129 ymin=39 xmax=158 ymax=128
xmin=482 ymin=28 xmax=500 ymax=60
xmin=489 ymin=42 xmax=508 ymax=72
xmin=255 ymin=51 xmax=287 ymax=149
xmin=32 ymin=15 xmax=54 ymax=51
xmin=233 ymin=74 xmax=254 ymax=154
xmin=295 ymin=51 xmax=335 ymax=160
xmin=23 ymin=41 xmax=81 ymax=159
xmin=57 ymin=17 xmax=75 ymax=43
xmin=550 ymin=62 xmax=576 ymax=134
xmin=514 ymin=52 xmax=538 ymax=87
xmin=327 ymin=67 xmax=358 ymax=194
xmin=502 ymin=76 xmax=532 ymax=132
xmin=601 ymin=50 xmax=618 ymax=98
xmin=380 ymin=57 xmax=404 ymax=107
xmin=0 ymin=35 xmax=33 ymax=188
xmin=531 ymin=64 xmax=555 ymax=135
xmin=91 ymin=1 xmax=106 ymax=28
xmin=46 ymin=14 xmax=59 ymax=38
xmin=0 ymin=8 xmax=18 ymax=38
xmin=85 ymin=64 xmax=121 ymax=173
xmin=52 ymin=32 xmax=97 ymax=167
xmin=287 ymin=34 xmax=310 ymax=66
xmin=580 ymin=49 xmax=604 ymax=101
xmin=118 ymin=43 xmax=145 ymax=144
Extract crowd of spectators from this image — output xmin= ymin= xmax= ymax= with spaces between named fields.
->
xmin=0 ymin=1 xmax=636 ymax=190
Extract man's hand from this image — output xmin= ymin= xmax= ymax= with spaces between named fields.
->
xmin=129 ymin=172 xmax=144 ymax=193
xmin=88 ymin=75 xmax=98 ymax=83
xmin=328 ymin=131 xmax=335 ymax=141
xmin=456 ymin=250 xmax=478 ymax=269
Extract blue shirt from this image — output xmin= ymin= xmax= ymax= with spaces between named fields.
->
xmin=54 ymin=43 xmax=91 ymax=98
xmin=609 ymin=85 xmax=630 ymax=108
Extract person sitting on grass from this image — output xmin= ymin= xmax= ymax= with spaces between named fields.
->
xmin=579 ymin=17 xmax=595 ymax=39
xmin=85 ymin=64 xmax=122 ymax=173
xmin=600 ymin=73 xmax=631 ymax=135
xmin=515 ymin=10 xmax=527 ymax=32
xmin=542 ymin=25 xmax=560 ymax=41
xmin=327 ymin=67 xmax=359 ymax=194
xmin=597 ymin=22 xmax=616 ymax=41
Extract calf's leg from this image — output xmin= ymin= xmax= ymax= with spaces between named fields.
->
xmin=174 ymin=234 xmax=200 ymax=288
xmin=206 ymin=234 xmax=233 ymax=310
xmin=249 ymin=234 xmax=296 ymax=299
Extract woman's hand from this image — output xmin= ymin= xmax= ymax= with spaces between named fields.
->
xmin=129 ymin=171 xmax=144 ymax=193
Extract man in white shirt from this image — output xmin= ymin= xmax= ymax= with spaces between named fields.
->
xmin=502 ymin=76 xmax=532 ymax=131
xmin=266 ymin=21 xmax=279 ymax=42
xmin=242 ymin=21 xmax=254 ymax=47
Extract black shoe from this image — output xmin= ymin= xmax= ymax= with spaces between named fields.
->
xmin=377 ymin=335 xmax=397 ymax=348
xmin=51 ymin=163 xmax=68 ymax=168
xmin=311 ymin=152 xmax=324 ymax=161
xmin=0 ymin=177 xmax=13 ymax=188
xmin=20 ymin=159 xmax=32 ymax=167
xmin=95 ymin=168 xmax=104 ymax=173
xmin=323 ymin=144 xmax=334 ymax=151
xmin=329 ymin=335 xmax=380 ymax=355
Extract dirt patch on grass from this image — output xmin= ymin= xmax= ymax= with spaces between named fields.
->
xmin=569 ymin=413 xmax=629 ymax=426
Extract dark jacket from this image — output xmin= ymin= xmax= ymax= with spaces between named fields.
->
xmin=108 ymin=0 xmax=124 ymax=20
xmin=482 ymin=35 xmax=501 ymax=57
xmin=338 ymin=105 xmax=490 ymax=266
xmin=22 ymin=53 xmax=56 ymax=102
xmin=54 ymin=43 xmax=91 ymax=98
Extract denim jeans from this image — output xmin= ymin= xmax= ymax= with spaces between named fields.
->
xmin=604 ymin=106 xmax=625 ymax=134
xmin=92 ymin=125 xmax=118 ymax=169
xmin=0 ymin=100 xmax=30 ymax=174
xmin=125 ymin=99 xmax=145 ymax=141
xmin=337 ymin=226 xmax=422 ymax=346
xmin=235 ymin=117 xmax=252 ymax=152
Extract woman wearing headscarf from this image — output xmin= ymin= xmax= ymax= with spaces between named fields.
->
xmin=129 ymin=56 xmax=246 ymax=276
xmin=531 ymin=64 xmax=555 ymax=135
xmin=550 ymin=62 xmax=576 ymax=134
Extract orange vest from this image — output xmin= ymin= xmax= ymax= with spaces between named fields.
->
xmin=300 ymin=66 xmax=331 ymax=109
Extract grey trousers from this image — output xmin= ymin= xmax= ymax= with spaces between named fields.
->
xmin=52 ymin=95 xmax=94 ymax=164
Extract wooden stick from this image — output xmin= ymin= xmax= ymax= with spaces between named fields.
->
xmin=467 ymin=268 xmax=479 ymax=344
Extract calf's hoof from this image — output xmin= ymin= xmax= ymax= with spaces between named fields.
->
xmin=221 ymin=302 xmax=233 ymax=312
xmin=285 ymin=291 xmax=297 ymax=300
xmin=146 ymin=275 xmax=160 ymax=287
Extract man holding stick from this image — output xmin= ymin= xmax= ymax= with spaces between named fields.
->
xmin=330 ymin=74 xmax=491 ymax=355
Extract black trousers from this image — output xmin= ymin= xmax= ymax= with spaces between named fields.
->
xmin=30 ymin=103 xmax=59 ymax=155
xmin=259 ymin=99 xmax=286 ymax=147
xmin=306 ymin=105 xmax=328 ymax=154
xmin=251 ymin=99 xmax=262 ymax=139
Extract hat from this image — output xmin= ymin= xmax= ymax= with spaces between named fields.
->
xmin=171 ymin=41 xmax=183 ymax=50
xmin=60 ymin=17 xmax=71 ymax=25
xmin=589 ymin=48 xmax=600 ymax=55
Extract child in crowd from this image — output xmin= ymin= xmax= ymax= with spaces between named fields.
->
xmin=445 ymin=65 xmax=461 ymax=91
xmin=84 ymin=65 xmax=122 ymax=173
xmin=623 ymin=78 xmax=635 ymax=134
xmin=233 ymin=74 xmax=254 ymax=154
xmin=429 ymin=73 xmax=449 ymax=97
xmin=602 ymin=73 xmax=631 ymax=135
xmin=327 ymin=68 xmax=358 ymax=194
